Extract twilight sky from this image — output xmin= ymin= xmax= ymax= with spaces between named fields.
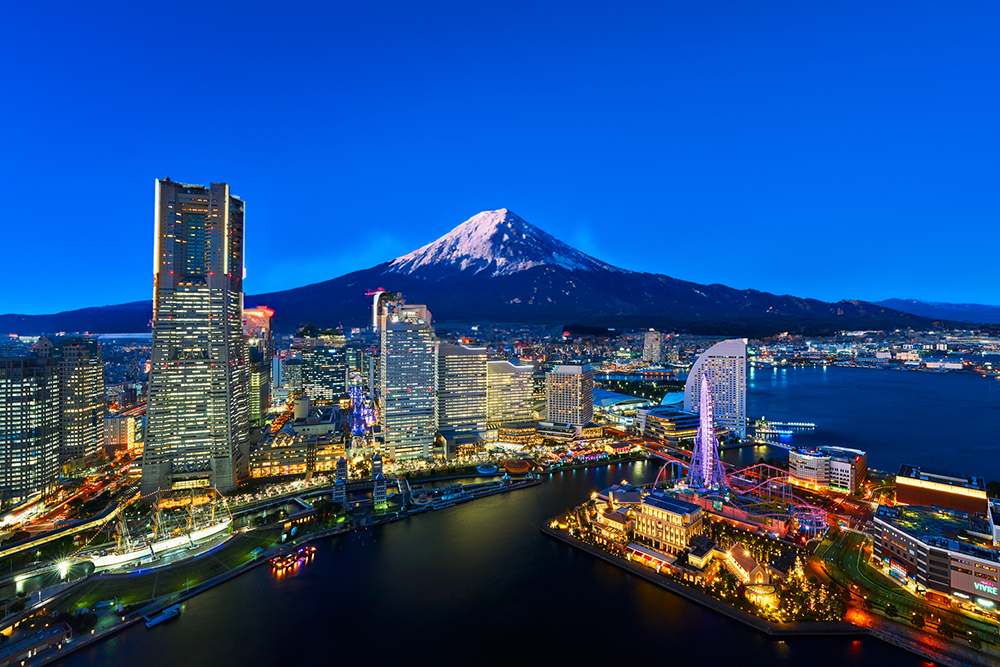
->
xmin=1 ymin=1 xmax=997 ymax=314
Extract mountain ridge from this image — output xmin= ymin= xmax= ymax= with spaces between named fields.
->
xmin=0 ymin=209 xmax=960 ymax=336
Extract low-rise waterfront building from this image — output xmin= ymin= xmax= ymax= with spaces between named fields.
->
xmin=895 ymin=464 xmax=988 ymax=515
xmin=873 ymin=503 xmax=1000 ymax=613
xmin=632 ymin=492 xmax=704 ymax=554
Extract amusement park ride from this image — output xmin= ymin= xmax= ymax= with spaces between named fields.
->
xmin=654 ymin=375 xmax=828 ymax=535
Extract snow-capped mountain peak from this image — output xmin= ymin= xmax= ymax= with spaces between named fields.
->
xmin=384 ymin=209 xmax=624 ymax=277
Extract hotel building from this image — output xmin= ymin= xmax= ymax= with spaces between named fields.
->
xmin=684 ymin=339 xmax=747 ymax=438
xmin=546 ymin=364 xmax=594 ymax=427
xmin=143 ymin=179 xmax=250 ymax=494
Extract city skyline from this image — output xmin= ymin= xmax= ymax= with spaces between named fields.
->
xmin=2 ymin=2 xmax=999 ymax=315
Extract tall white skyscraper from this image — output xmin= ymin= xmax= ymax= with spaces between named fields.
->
xmin=143 ymin=179 xmax=249 ymax=494
xmin=546 ymin=364 xmax=594 ymax=426
xmin=436 ymin=343 xmax=487 ymax=436
xmin=378 ymin=301 xmax=436 ymax=459
xmin=642 ymin=331 xmax=663 ymax=363
xmin=684 ymin=338 xmax=747 ymax=439
xmin=486 ymin=360 xmax=534 ymax=425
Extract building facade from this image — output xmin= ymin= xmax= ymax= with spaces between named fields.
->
xmin=0 ymin=358 xmax=61 ymax=507
xmin=545 ymin=364 xmax=594 ymax=426
xmin=642 ymin=331 xmax=663 ymax=363
xmin=143 ymin=179 xmax=250 ymax=494
xmin=52 ymin=338 xmax=104 ymax=464
xmin=486 ymin=360 xmax=534 ymax=425
xmin=300 ymin=345 xmax=348 ymax=403
xmin=895 ymin=465 xmax=988 ymax=515
xmin=632 ymin=492 xmax=704 ymax=554
xmin=243 ymin=306 xmax=274 ymax=427
xmin=684 ymin=338 xmax=747 ymax=439
xmin=436 ymin=343 xmax=487 ymax=437
xmin=873 ymin=504 xmax=1000 ymax=613
xmin=378 ymin=301 xmax=436 ymax=459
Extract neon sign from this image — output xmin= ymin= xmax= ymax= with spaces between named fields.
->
xmin=974 ymin=580 xmax=998 ymax=596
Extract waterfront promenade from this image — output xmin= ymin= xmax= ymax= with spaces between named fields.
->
xmin=544 ymin=517 xmax=997 ymax=667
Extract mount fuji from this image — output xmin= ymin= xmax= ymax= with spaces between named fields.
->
xmin=1 ymin=209 xmax=945 ymax=336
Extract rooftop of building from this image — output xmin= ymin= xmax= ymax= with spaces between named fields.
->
xmin=897 ymin=464 xmax=985 ymax=492
xmin=729 ymin=544 xmax=759 ymax=573
xmin=875 ymin=504 xmax=999 ymax=563
xmin=820 ymin=445 xmax=867 ymax=460
xmin=688 ymin=534 xmax=717 ymax=559
xmin=642 ymin=491 xmax=702 ymax=516
xmin=593 ymin=388 xmax=652 ymax=409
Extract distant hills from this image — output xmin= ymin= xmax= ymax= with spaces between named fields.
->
xmin=0 ymin=209 xmax=960 ymax=337
xmin=874 ymin=299 xmax=1000 ymax=325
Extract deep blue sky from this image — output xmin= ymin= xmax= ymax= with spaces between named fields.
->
xmin=1 ymin=1 xmax=997 ymax=314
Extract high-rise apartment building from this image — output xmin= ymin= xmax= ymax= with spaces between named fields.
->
xmin=378 ymin=301 xmax=436 ymax=459
xmin=0 ymin=357 xmax=61 ymax=507
xmin=546 ymin=364 xmax=594 ymax=426
xmin=243 ymin=306 xmax=274 ymax=427
xmin=642 ymin=331 xmax=663 ymax=363
xmin=684 ymin=338 xmax=747 ymax=439
xmin=143 ymin=179 xmax=250 ymax=494
xmin=52 ymin=338 xmax=104 ymax=464
xmin=437 ymin=343 xmax=487 ymax=436
xmin=486 ymin=360 xmax=534 ymax=425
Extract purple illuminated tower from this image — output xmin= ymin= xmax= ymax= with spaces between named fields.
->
xmin=686 ymin=374 xmax=728 ymax=490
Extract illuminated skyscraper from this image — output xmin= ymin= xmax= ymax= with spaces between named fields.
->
xmin=437 ymin=343 xmax=487 ymax=436
xmin=243 ymin=306 xmax=274 ymax=427
xmin=486 ymin=360 xmax=534 ymax=425
xmin=684 ymin=338 xmax=747 ymax=439
xmin=378 ymin=300 xmax=436 ymax=459
xmin=545 ymin=364 xmax=594 ymax=426
xmin=52 ymin=338 xmax=105 ymax=464
xmin=143 ymin=179 xmax=249 ymax=494
xmin=0 ymin=357 xmax=61 ymax=507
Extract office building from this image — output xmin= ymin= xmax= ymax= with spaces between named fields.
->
xmin=437 ymin=343 xmax=487 ymax=436
xmin=300 ymin=345 xmax=348 ymax=403
xmin=243 ymin=306 xmax=274 ymax=427
xmin=642 ymin=331 xmax=662 ymax=363
xmin=895 ymin=464 xmax=988 ymax=515
xmin=684 ymin=338 xmax=747 ymax=439
xmin=143 ymin=179 xmax=250 ymax=494
xmin=378 ymin=300 xmax=436 ymax=459
xmin=825 ymin=446 xmax=867 ymax=494
xmin=52 ymin=338 xmax=105 ymax=464
xmin=0 ymin=357 xmax=61 ymax=507
xmin=486 ymin=360 xmax=534 ymax=425
xmin=546 ymin=364 xmax=594 ymax=427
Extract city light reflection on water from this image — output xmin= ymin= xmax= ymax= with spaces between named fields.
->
xmin=61 ymin=460 xmax=926 ymax=667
